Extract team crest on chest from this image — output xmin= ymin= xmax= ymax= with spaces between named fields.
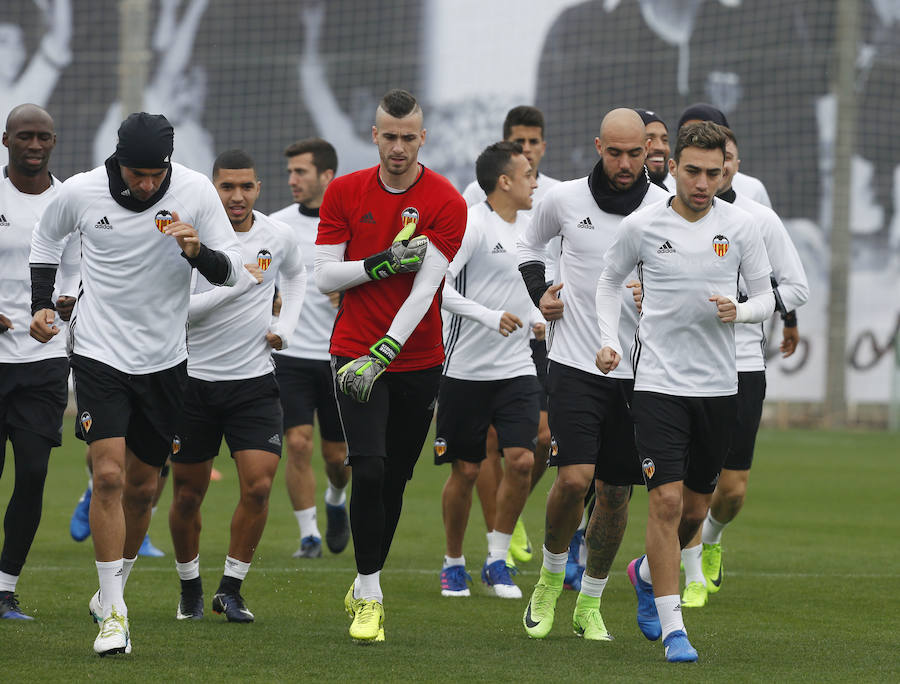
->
xmin=396 ymin=207 xmax=419 ymax=241
xmin=712 ymin=234 xmax=729 ymax=257
xmin=155 ymin=210 xmax=175 ymax=233
xmin=257 ymin=249 xmax=273 ymax=271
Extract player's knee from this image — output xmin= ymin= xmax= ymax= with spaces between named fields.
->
xmin=595 ymin=482 xmax=631 ymax=512
xmin=125 ymin=477 xmax=158 ymax=510
xmin=504 ymin=449 xmax=534 ymax=478
xmin=92 ymin=464 xmax=125 ymax=498
xmin=242 ymin=475 xmax=274 ymax=509
xmin=536 ymin=425 xmax=552 ymax=452
xmin=553 ymin=468 xmax=592 ymax=502
xmin=172 ymin=482 xmax=204 ymax=515
xmin=649 ymin=487 xmax=683 ymax=523
xmin=285 ymin=429 xmax=313 ymax=461
xmin=321 ymin=441 xmax=348 ymax=467
xmin=453 ymin=459 xmax=481 ymax=484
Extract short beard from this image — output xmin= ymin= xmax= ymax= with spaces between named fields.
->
xmin=647 ymin=167 xmax=668 ymax=185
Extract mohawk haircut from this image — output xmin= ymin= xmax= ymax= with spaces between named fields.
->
xmin=378 ymin=89 xmax=422 ymax=119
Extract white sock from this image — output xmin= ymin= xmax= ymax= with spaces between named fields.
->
xmin=702 ymin=511 xmax=727 ymax=545
xmin=176 ymin=555 xmax=200 ymax=581
xmin=295 ymin=507 xmax=321 ymax=539
xmin=639 ymin=556 xmax=653 ymax=585
xmin=224 ymin=556 xmax=251 ymax=581
xmin=443 ymin=555 xmax=465 ymax=568
xmin=121 ymin=556 xmax=137 ymax=590
xmin=325 ymin=483 xmax=347 ymax=507
xmin=486 ymin=530 xmax=512 ymax=564
xmin=579 ymin=573 xmax=608 ymax=599
xmin=655 ymin=594 xmax=685 ymax=641
xmin=681 ymin=544 xmax=705 ymax=586
xmin=96 ymin=559 xmax=126 ymax=618
xmin=355 ymin=571 xmax=383 ymax=602
xmin=0 ymin=570 xmax=18 ymax=592
xmin=542 ymin=545 xmax=569 ymax=574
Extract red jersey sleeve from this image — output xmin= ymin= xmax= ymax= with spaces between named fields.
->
xmin=316 ymin=177 xmax=350 ymax=245
xmin=423 ymin=183 xmax=467 ymax=264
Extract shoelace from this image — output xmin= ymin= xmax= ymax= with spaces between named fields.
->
xmin=356 ymin=602 xmax=380 ymax=626
xmin=100 ymin=610 xmax=127 ymax=638
xmin=445 ymin=567 xmax=472 ymax=585
xmin=2 ymin=593 xmax=22 ymax=611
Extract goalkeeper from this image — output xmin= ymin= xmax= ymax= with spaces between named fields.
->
xmin=314 ymin=89 xmax=466 ymax=643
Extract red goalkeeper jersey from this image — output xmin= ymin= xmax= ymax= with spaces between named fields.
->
xmin=317 ymin=164 xmax=467 ymax=371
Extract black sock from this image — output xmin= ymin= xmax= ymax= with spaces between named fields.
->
xmin=218 ymin=575 xmax=242 ymax=595
xmin=180 ymin=576 xmax=202 ymax=597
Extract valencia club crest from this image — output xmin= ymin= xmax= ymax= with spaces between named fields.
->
xmin=155 ymin=210 xmax=175 ymax=233
xmin=257 ymin=249 xmax=272 ymax=271
xmin=713 ymin=234 xmax=729 ymax=257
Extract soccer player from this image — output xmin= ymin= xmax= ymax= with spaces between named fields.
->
xmin=0 ymin=103 xmax=76 ymax=620
xmin=679 ymin=127 xmax=808 ymax=608
xmin=595 ymin=121 xmax=774 ymax=662
xmin=635 ymin=109 xmax=671 ymax=191
xmin=677 ymin=103 xmax=772 ymax=208
xmin=168 ymin=149 xmax=307 ymax=623
xmin=517 ymin=108 xmax=668 ymax=641
xmin=460 ymin=105 xmax=559 ymax=567
xmin=29 ymin=112 xmax=243 ymax=656
xmin=437 ymin=141 xmax=543 ymax=599
xmin=315 ymin=89 xmax=466 ymax=642
xmin=270 ymin=138 xmax=350 ymax=560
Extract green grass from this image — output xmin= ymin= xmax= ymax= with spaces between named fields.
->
xmin=2 ymin=424 xmax=898 ymax=682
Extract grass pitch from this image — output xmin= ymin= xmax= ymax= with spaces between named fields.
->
xmin=2 ymin=423 xmax=898 ymax=682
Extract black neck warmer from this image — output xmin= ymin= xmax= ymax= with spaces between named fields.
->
xmin=587 ymin=160 xmax=651 ymax=216
xmin=298 ymin=203 xmax=320 ymax=218
xmin=717 ymin=187 xmax=737 ymax=204
xmin=106 ymin=156 xmax=172 ymax=212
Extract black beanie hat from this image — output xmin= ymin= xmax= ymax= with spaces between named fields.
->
xmin=634 ymin=108 xmax=667 ymax=130
xmin=115 ymin=112 xmax=174 ymax=168
xmin=677 ymin=103 xmax=729 ymax=130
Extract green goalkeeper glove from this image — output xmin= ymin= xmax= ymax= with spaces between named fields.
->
xmin=336 ymin=335 xmax=401 ymax=403
xmin=363 ymin=236 xmax=429 ymax=280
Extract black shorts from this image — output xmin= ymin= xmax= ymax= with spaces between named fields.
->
xmin=723 ymin=371 xmax=766 ymax=471
xmin=631 ymin=391 xmax=737 ymax=494
xmin=171 ymin=373 xmax=283 ymax=464
xmin=274 ymin=355 xmax=344 ymax=441
xmin=332 ymin=357 xmax=440 ymax=480
xmin=530 ymin=339 xmax=550 ymax=412
xmin=0 ymin=358 xmax=69 ymax=446
xmin=70 ymin=354 xmax=187 ymax=467
xmin=434 ymin=375 xmax=540 ymax=464
xmin=546 ymin=361 xmax=642 ymax=486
